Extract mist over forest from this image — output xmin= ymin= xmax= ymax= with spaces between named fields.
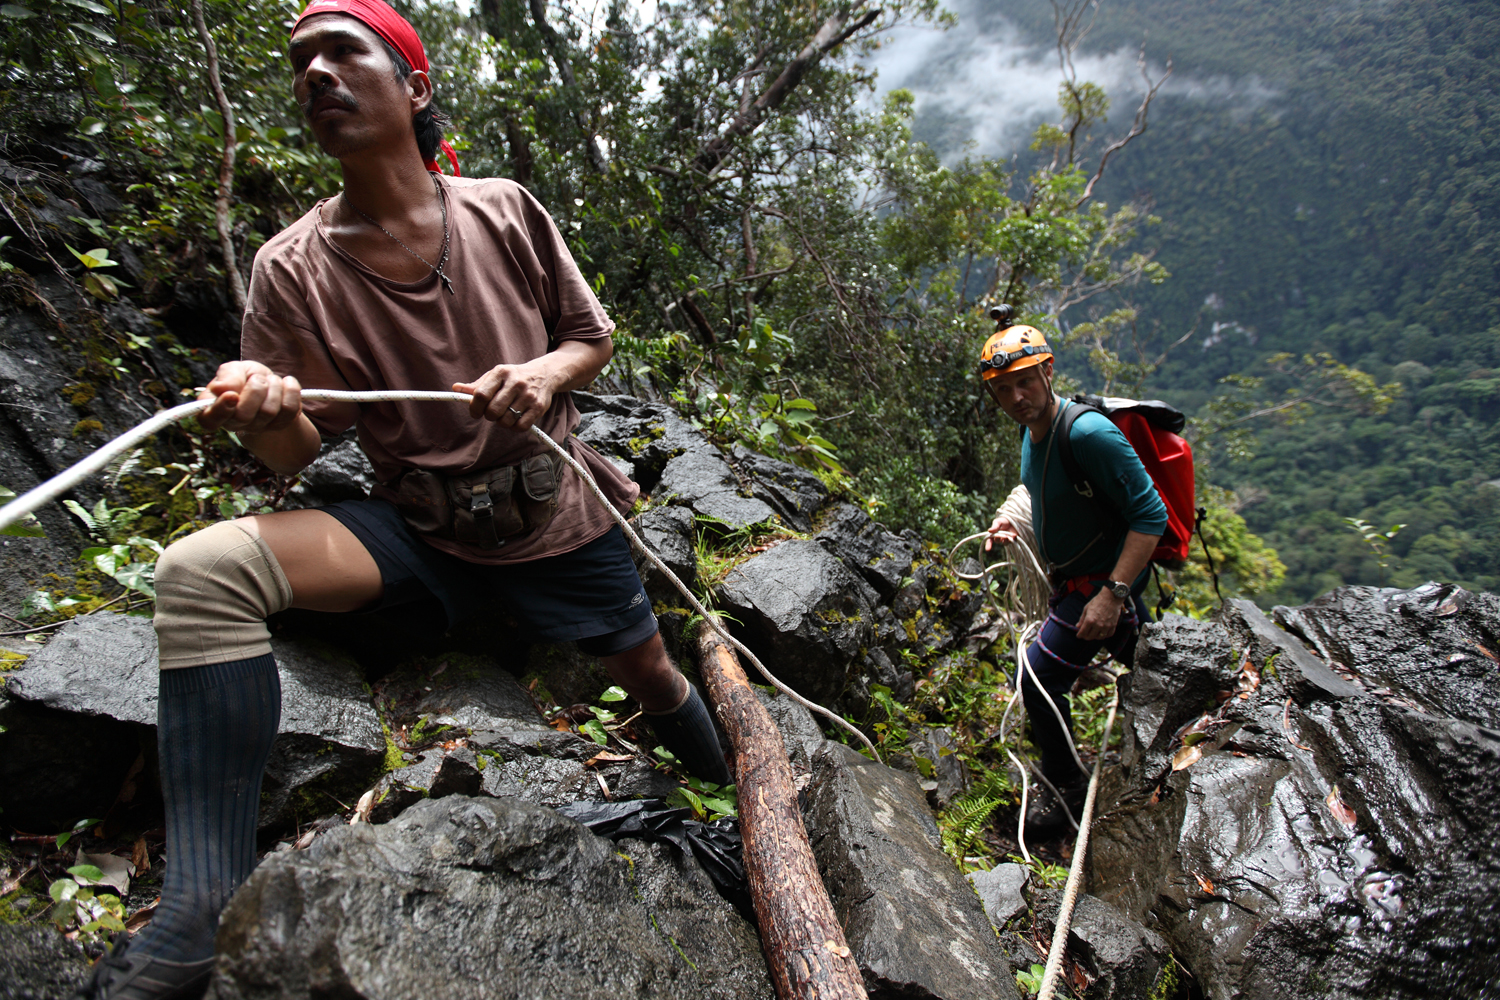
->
xmin=870 ymin=0 xmax=1500 ymax=604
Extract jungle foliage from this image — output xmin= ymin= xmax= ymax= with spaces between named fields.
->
xmin=0 ymin=0 xmax=1342 ymax=611
xmin=987 ymin=0 xmax=1500 ymax=601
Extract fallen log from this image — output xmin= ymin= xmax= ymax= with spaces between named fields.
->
xmin=696 ymin=618 xmax=867 ymax=1000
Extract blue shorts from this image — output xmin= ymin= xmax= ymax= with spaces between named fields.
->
xmin=319 ymin=499 xmax=657 ymax=657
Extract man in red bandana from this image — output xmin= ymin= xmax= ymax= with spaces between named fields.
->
xmin=77 ymin=4 xmax=728 ymax=998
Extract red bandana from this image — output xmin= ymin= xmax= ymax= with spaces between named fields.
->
xmin=292 ymin=0 xmax=460 ymax=175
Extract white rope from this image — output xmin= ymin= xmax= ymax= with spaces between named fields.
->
xmin=1036 ymin=688 xmax=1119 ymax=1000
xmin=0 ymin=387 xmax=880 ymax=761
xmin=948 ymin=485 xmax=1100 ymax=862
xmin=957 ymin=487 xmax=1125 ymax=1000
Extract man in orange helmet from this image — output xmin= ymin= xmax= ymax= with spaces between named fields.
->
xmin=980 ymin=305 xmax=1167 ymax=835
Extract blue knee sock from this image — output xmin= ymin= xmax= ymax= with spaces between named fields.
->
xmin=131 ymin=655 xmax=280 ymax=964
xmin=646 ymin=685 xmax=732 ymax=787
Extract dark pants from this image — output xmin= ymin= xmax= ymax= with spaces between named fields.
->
xmin=1019 ymin=577 xmax=1148 ymax=785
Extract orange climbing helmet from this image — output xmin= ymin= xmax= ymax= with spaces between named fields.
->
xmin=978 ymin=305 xmax=1052 ymax=379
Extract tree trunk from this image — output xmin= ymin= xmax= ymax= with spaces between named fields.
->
xmin=190 ymin=0 xmax=247 ymax=316
xmin=526 ymin=0 xmax=608 ymax=173
xmin=696 ymin=620 xmax=867 ymax=1000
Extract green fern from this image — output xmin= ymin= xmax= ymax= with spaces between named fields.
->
xmin=940 ymin=789 xmax=1004 ymax=863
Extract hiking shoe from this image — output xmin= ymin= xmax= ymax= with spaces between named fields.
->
xmin=1023 ymin=780 xmax=1088 ymax=839
xmin=74 ymin=935 xmax=214 ymax=1000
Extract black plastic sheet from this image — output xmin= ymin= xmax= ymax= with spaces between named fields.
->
xmin=557 ymin=799 xmax=752 ymax=921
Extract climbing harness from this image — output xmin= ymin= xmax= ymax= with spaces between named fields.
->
xmin=947 ymin=485 xmax=1120 ymax=1000
xmin=0 ymin=388 xmax=880 ymax=762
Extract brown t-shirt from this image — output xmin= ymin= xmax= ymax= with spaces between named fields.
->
xmin=241 ymin=175 xmax=638 ymax=564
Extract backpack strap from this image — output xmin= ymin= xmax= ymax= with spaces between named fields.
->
xmin=1054 ymin=401 xmax=1126 ymax=538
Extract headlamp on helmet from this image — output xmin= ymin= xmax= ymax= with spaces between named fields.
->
xmin=978 ymin=304 xmax=1052 ymax=379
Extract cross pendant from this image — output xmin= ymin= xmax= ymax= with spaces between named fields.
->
xmin=438 ymin=270 xmax=455 ymax=295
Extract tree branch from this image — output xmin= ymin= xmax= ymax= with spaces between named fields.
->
xmin=695 ymin=8 xmax=881 ymax=176
xmin=191 ymin=0 xmax=247 ymax=315
xmin=527 ymin=0 xmax=608 ymax=174
xmin=1075 ymin=49 xmax=1171 ymax=208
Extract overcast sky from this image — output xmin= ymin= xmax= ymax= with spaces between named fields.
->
xmin=856 ymin=0 xmax=1277 ymax=160
xmin=858 ymin=0 xmax=1159 ymax=158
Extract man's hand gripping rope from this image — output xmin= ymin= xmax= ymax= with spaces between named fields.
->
xmin=0 ymin=387 xmax=880 ymax=763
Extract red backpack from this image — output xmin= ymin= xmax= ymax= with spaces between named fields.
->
xmin=1054 ymin=394 xmax=1197 ymax=569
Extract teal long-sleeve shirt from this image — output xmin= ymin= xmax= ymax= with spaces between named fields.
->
xmin=1019 ymin=398 xmax=1169 ymax=576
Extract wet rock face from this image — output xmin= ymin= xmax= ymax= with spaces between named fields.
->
xmin=814 ymin=503 xmax=918 ymax=602
xmin=633 ymin=503 xmax=699 ymax=602
xmin=968 ymin=862 xmax=1029 ymax=930
xmin=656 ymin=449 xmax=780 ymax=532
xmin=0 ymin=614 xmax=385 ymax=833
xmin=717 ymin=539 xmax=876 ymax=704
xmin=368 ymin=655 xmax=677 ymax=817
xmin=259 ymin=635 xmax=387 ymax=829
xmin=280 ymin=430 xmax=376 ymax=509
xmin=1091 ymin=586 xmax=1500 ymax=1000
xmin=573 ymin=394 xmax=716 ymax=494
xmin=732 ymin=446 xmax=828 ymax=532
xmin=208 ymin=795 xmax=773 ymax=1000
xmin=0 ymin=925 xmax=90 ymax=1000
xmin=0 ymin=613 xmax=163 ymax=831
xmin=802 ymin=742 xmax=1017 ymax=1000
xmin=1028 ymin=889 xmax=1175 ymax=1000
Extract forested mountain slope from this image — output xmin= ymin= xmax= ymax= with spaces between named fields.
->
xmin=987 ymin=0 xmax=1500 ymax=601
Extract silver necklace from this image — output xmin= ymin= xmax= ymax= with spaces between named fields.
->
xmin=345 ymin=173 xmax=454 ymax=295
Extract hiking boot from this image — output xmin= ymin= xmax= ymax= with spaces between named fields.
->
xmin=74 ymin=935 xmax=214 ymax=1000
xmin=1023 ymin=779 xmax=1088 ymax=839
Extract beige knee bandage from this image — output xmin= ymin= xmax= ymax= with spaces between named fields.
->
xmin=153 ymin=520 xmax=293 ymax=670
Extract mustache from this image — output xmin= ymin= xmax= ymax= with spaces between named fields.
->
xmin=300 ymin=83 xmax=358 ymax=119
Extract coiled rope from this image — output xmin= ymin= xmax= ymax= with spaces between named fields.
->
xmin=946 ymin=483 xmax=1121 ymax=1000
xmin=0 ymin=388 xmax=879 ymax=761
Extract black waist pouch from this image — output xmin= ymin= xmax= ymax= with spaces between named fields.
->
xmin=371 ymin=451 xmax=565 ymax=550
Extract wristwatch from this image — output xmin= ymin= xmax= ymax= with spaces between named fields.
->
xmin=1104 ymin=580 xmax=1132 ymax=600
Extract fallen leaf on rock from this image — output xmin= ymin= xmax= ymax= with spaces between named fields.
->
xmin=1149 ymin=785 xmax=1163 ymax=805
xmin=1435 ymin=601 xmax=1459 ymax=617
xmin=1172 ymin=745 xmax=1203 ymax=771
xmin=293 ymin=828 xmax=318 ymax=850
xmin=1172 ymin=713 xmax=1216 ymax=744
xmin=124 ymin=899 xmax=158 ymax=933
xmin=549 ymin=717 xmax=573 ymax=731
xmin=594 ymin=771 xmax=611 ymax=800
xmin=1470 ymin=642 xmax=1498 ymax=662
xmin=76 ymin=850 xmax=132 ymax=895
xmin=1069 ymin=962 xmax=1090 ymax=993
xmin=1236 ymin=652 xmax=1261 ymax=700
xmin=585 ymin=751 xmax=634 ymax=766
xmin=130 ymin=837 xmax=150 ymax=873
xmin=1326 ymin=785 xmax=1357 ymax=827
xmin=1283 ymin=698 xmax=1312 ymax=751
xmin=0 ymin=865 xmax=31 ymax=896
xmin=1194 ymin=873 xmax=1215 ymax=895
xmin=1447 ymin=653 xmax=1469 ymax=663
xmin=350 ymin=789 xmax=375 ymax=825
